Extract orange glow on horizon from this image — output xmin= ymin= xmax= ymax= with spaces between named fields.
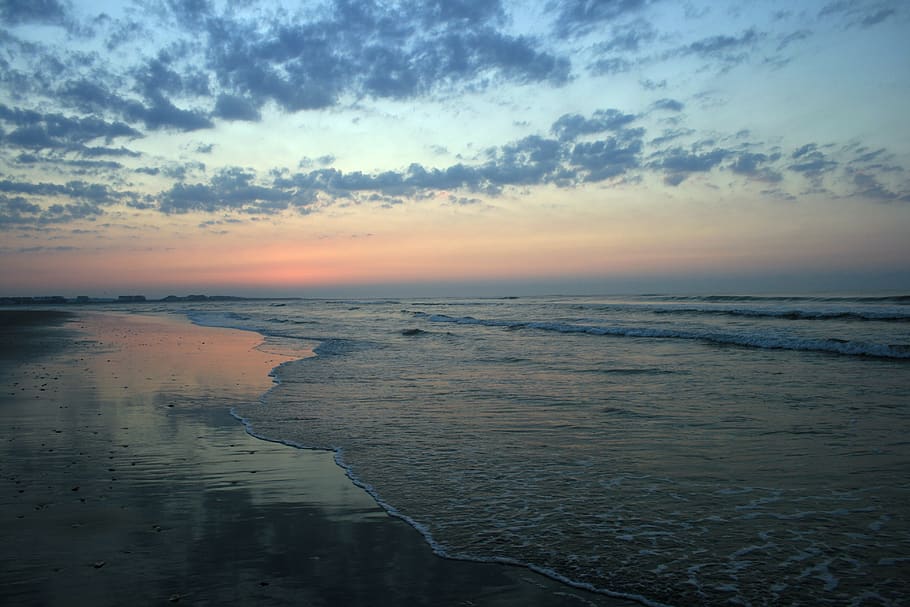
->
xmin=3 ymin=192 xmax=909 ymax=295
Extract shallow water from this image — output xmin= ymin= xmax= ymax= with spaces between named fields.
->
xmin=1 ymin=311 xmax=625 ymax=607
xmin=178 ymin=294 xmax=910 ymax=606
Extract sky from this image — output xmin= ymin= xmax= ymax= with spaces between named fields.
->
xmin=0 ymin=0 xmax=908 ymax=297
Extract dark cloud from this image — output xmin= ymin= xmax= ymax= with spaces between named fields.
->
xmin=848 ymin=169 xmax=909 ymax=202
xmin=860 ymin=8 xmax=896 ymax=26
xmin=652 ymin=98 xmax=684 ymax=112
xmin=657 ymin=148 xmax=729 ymax=173
xmin=298 ymin=155 xmax=337 ymax=169
xmin=0 ymin=195 xmax=42 ymax=225
xmin=652 ymin=147 xmax=730 ymax=185
xmin=39 ymin=201 xmax=105 ymax=224
xmin=213 ymin=94 xmax=261 ymax=121
xmin=6 ymin=0 xmax=571 ymax=145
xmin=640 ymin=78 xmax=667 ymax=90
xmin=586 ymin=18 xmax=655 ymax=75
xmin=672 ymin=28 xmax=763 ymax=69
xmin=550 ymin=0 xmax=650 ymax=37
xmin=551 ymin=109 xmax=637 ymax=141
xmin=819 ymin=1 xmax=901 ymax=28
xmin=0 ymin=104 xmax=141 ymax=151
xmin=569 ymin=136 xmax=643 ymax=182
xmin=649 ymin=128 xmax=694 ymax=146
xmin=122 ymin=93 xmax=214 ymax=132
xmin=11 ymin=153 xmax=125 ymax=172
xmin=122 ymin=53 xmax=214 ymax=135
xmin=9 ymin=245 xmax=80 ymax=253
xmin=448 ymin=195 xmax=482 ymax=206
xmin=589 ymin=57 xmax=633 ymax=75
xmin=685 ymin=29 xmax=761 ymax=56
xmin=152 ymin=109 xmax=645 ymax=213
xmin=777 ymin=29 xmax=812 ymax=51
xmin=151 ymin=161 xmax=206 ymax=181
xmin=167 ymin=0 xmax=214 ymax=30
xmin=0 ymin=0 xmax=68 ymax=26
xmin=104 ymin=18 xmax=147 ymax=50
xmin=58 ymin=79 xmax=119 ymax=115
xmin=789 ymin=143 xmax=837 ymax=176
xmin=159 ymin=166 xmax=295 ymax=214
xmin=79 ymin=145 xmax=140 ymax=158
xmin=414 ymin=0 xmax=506 ymax=27
xmin=0 ymin=179 xmax=123 ymax=204
xmin=730 ymin=152 xmax=783 ymax=182
xmin=853 ymin=146 xmax=887 ymax=162
xmin=480 ymin=135 xmax=565 ymax=188
xmin=14 ymin=153 xmax=40 ymax=164
xmin=0 ymin=194 xmax=104 ymax=226
xmin=597 ymin=18 xmax=657 ymax=53
xmin=198 ymin=1 xmax=569 ymax=114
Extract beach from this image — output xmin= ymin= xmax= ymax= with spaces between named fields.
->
xmin=0 ymin=309 xmax=635 ymax=607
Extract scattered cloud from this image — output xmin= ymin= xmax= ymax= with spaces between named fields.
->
xmin=730 ymin=152 xmax=783 ymax=183
xmin=0 ymin=0 xmax=905 ymax=231
xmin=0 ymin=0 xmax=69 ymax=26
xmin=789 ymin=143 xmax=838 ymax=177
xmin=818 ymin=1 xmax=902 ymax=28
xmin=672 ymin=28 xmax=763 ymax=69
xmin=652 ymin=147 xmax=730 ymax=185
xmin=551 ymin=109 xmax=637 ymax=141
xmin=651 ymin=98 xmax=684 ymax=112
xmin=549 ymin=0 xmax=650 ymax=38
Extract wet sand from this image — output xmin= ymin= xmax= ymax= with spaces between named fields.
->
xmin=0 ymin=310 xmax=637 ymax=607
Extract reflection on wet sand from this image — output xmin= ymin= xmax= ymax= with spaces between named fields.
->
xmin=0 ymin=311 xmax=635 ymax=607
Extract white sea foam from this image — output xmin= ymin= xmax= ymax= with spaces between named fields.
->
xmin=172 ymin=295 xmax=910 ymax=607
xmin=412 ymin=311 xmax=910 ymax=359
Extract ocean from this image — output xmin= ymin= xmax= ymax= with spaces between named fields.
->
xmin=159 ymin=294 xmax=907 ymax=606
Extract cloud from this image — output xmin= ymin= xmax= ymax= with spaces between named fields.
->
xmin=151 ymin=108 xmax=646 ymax=213
xmin=671 ymin=28 xmax=763 ymax=70
xmin=788 ymin=143 xmax=837 ymax=176
xmin=586 ymin=17 xmax=656 ymax=75
xmin=213 ymin=94 xmax=261 ymax=121
xmin=57 ymin=79 xmax=120 ymax=114
xmin=0 ymin=104 xmax=142 ymax=152
xmin=122 ymin=94 xmax=214 ymax=132
xmin=0 ymin=179 xmax=123 ymax=204
xmin=649 ymin=128 xmax=694 ymax=146
xmin=652 ymin=147 xmax=730 ymax=185
xmin=848 ymin=169 xmax=909 ymax=202
xmin=819 ymin=1 xmax=901 ymax=28
xmin=599 ymin=18 xmax=657 ymax=53
xmin=0 ymin=0 xmax=68 ymax=26
xmin=730 ymin=152 xmax=783 ymax=182
xmin=569 ymin=136 xmax=643 ymax=182
xmin=0 ymin=194 xmax=41 ymax=225
xmin=196 ymin=0 xmax=570 ymax=116
xmin=159 ymin=166 xmax=296 ymax=214
xmin=652 ymin=98 xmax=684 ymax=112
xmin=3 ymin=0 xmax=573 ymax=145
xmin=777 ymin=29 xmax=812 ymax=51
xmin=588 ymin=57 xmax=633 ymax=75
xmin=685 ymin=29 xmax=761 ymax=56
xmin=549 ymin=0 xmax=650 ymax=38
xmin=551 ymin=109 xmax=637 ymax=141
xmin=79 ymin=145 xmax=141 ymax=158
xmin=0 ymin=193 xmax=104 ymax=226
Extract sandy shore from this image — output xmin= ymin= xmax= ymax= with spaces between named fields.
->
xmin=0 ymin=309 xmax=636 ymax=606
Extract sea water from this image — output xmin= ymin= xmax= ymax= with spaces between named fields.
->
xmin=174 ymin=294 xmax=908 ymax=606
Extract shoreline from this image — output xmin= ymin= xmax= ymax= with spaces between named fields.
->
xmin=1 ymin=309 xmax=637 ymax=606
